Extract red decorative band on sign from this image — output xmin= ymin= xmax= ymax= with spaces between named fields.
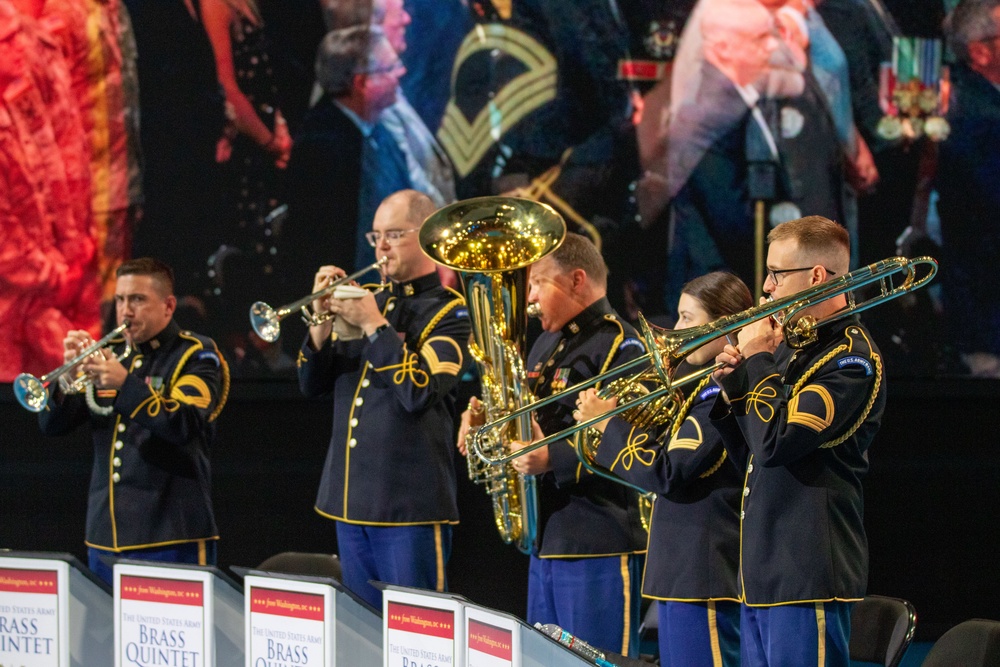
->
xmin=250 ymin=587 xmax=324 ymax=621
xmin=119 ymin=575 xmax=203 ymax=606
xmin=617 ymin=60 xmax=667 ymax=81
xmin=0 ymin=568 xmax=58 ymax=594
xmin=386 ymin=601 xmax=454 ymax=639
xmin=468 ymin=619 xmax=513 ymax=660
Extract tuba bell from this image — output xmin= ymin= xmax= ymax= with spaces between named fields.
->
xmin=420 ymin=196 xmax=566 ymax=554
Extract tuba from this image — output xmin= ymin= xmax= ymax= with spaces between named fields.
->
xmin=420 ymin=196 xmax=566 ymax=554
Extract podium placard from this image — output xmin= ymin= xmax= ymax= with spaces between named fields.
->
xmin=381 ymin=586 xmax=464 ymax=667
xmin=464 ymin=607 xmax=519 ymax=667
xmin=244 ymin=575 xmax=334 ymax=666
xmin=114 ymin=562 xmax=243 ymax=667
xmin=0 ymin=552 xmax=112 ymax=667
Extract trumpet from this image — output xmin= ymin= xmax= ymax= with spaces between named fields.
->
xmin=13 ymin=321 xmax=132 ymax=413
xmin=249 ymin=257 xmax=388 ymax=343
xmin=469 ymin=255 xmax=939 ymax=471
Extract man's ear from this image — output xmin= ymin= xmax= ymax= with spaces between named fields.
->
xmin=570 ymin=268 xmax=588 ymax=291
xmin=164 ymin=294 xmax=177 ymax=319
xmin=968 ymin=41 xmax=992 ymax=71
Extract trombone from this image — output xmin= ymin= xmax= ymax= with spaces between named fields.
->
xmin=468 ymin=255 xmax=939 ymax=468
xmin=13 ymin=321 xmax=132 ymax=413
xmin=249 ymin=257 xmax=388 ymax=343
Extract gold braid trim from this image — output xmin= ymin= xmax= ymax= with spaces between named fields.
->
xmin=789 ymin=343 xmax=883 ymax=449
xmin=173 ymin=333 xmax=230 ymax=423
xmin=669 ymin=375 xmax=712 ymax=439
xmin=417 ymin=297 xmax=465 ymax=348
xmin=699 ymin=450 xmax=729 ymax=479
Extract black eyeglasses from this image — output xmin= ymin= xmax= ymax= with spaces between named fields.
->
xmin=365 ymin=229 xmax=418 ymax=247
xmin=766 ymin=266 xmax=837 ymax=286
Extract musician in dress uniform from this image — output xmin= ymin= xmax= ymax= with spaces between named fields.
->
xmin=711 ymin=216 xmax=885 ymax=667
xmin=459 ymin=233 xmax=647 ymax=657
xmin=576 ymin=271 xmax=752 ymax=666
xmin=38 ymin=258 xmax=229 ymax=586
xmin=298 ymin=189 xmax=470 ymax=610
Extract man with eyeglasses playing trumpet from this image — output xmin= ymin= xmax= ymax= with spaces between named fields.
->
xmin=710 ymin=215 xmax=885 ymax=667
xmin=36 ymin=258 xmax=229 ymax=586
xmin=298 ymin=189 xmax=470 ymax=610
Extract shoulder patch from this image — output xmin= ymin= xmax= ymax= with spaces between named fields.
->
xmin=455 ymin=307 xmax=469 ymax=319
xmin=698 ymin=385 xmax=721 ymax=402
xmin=619 ymin=338 xmax=644 ymax=352
xmin=196 ymin=350 xmax=221 ymax=367
xmin=837 ymin=355 xmax=872 ymax=376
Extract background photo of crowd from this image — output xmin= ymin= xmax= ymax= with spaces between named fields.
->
xmin=3 ymin=0 xmax=998 ymax=384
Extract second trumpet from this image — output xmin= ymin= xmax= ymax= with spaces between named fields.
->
xmin=249 ymin=257 xmax=388 ymax=343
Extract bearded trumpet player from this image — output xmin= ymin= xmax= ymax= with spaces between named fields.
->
xmin=457 ymin=233 xmax=648 ymax=658
xmin=35 ymin=258 xmax=229 ymax=586
xmin=298 ymin=191 xmax=471 ymax=610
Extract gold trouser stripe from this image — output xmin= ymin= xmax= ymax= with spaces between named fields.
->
xmin=434 ymin=525 xmax=445 ymax=592
xmin=197 ymin=539 xmax=207 ymax=566
xmin=620 ymin=555 xmax=631 ymax=656
xmin=707 ymin=600 xmax=723 ymax=667
xmin=815 ymin=602 xmax=827 ymax=667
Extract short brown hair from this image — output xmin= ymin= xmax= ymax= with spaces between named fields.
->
xmin=550 ymin=233 xmax=608 ymax=290
xmin=117 ymin=257 xmax=175 ymax=296
xmin=768 ymin=215 xmax=850 ymax=273
xmin=682 ymin=271 xmax=753 ymax=319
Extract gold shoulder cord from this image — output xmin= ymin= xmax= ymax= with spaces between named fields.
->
xmin=789 ymin=343 xmax=883 ymax=449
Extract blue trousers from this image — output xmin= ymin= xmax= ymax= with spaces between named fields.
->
xmin=88 ymin=540 xmax=217 ymax=586
xmin=527 ymin=554 xmax=643 ymax=658
xmin=658 ymin=600 xmax=741 ymax=667
xmin=335 ymin=522 xmax=451 ymax=611
xmin=741 ymin=601 xmax=854 ymax=667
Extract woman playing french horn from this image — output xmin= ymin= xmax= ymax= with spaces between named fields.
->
xmin=576 ymin=271 xmax=752 ymax=667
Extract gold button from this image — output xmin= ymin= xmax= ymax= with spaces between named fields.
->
xmin=743 ymin=487 xmax=750 ymax=497
xmin=134 ymin=359 xmax=142 ymax=368
xmin=112 ymin=472 xmax=121 ymax=483
xmin=113 ymin=457 xmax=122 ymax=467
xmin=740 ymin=510 xmax=745 ymax=520
xmin=387 ymin=303 xmax=396 ymax=311
xmin=350 ymin=418 xmax=358 ymax=427
xmin=747 ymin=463 xmax=754 ymax=474
xmin=349 ymin=438 xmax=357 ymax=448
xmin=117 ymin=423 xmax=126 ymax=433
xmin=114 ymin=441 xmax=123 ymax=450
xmin=355 ymin=398 xmax=363 ymax=406
xmin=362 ymin=379 xmax=370 ymax=388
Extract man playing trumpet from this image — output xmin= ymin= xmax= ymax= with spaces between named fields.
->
xmin=37 ymin=258 xmax=229 ymax=585
xmin=298 ymin=190 xmax=470 ymax=609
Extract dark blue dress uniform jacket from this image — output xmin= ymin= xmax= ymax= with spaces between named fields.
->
xmin=711 ymin=317 xmax=885 ymax=605
xmin=39 ymin=320 xmax=227 ymax=552
xmin=528 ymin=297 xmax=648 ymax=557
xmin=594 ymin=361 xmax=742 ymax=601
xmin=299 ymin=273 xmax=470 ymax=525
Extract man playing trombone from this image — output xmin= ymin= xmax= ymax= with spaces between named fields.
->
xmin=711 ymin=216 xmax=886 ymax=667
xmin=298 ymin=190 xmax=470 ymax=610
xmin=36 ymin=258 xmax=229 ymax=585
xmin=459 ymin=234 xmax=648 ymax=657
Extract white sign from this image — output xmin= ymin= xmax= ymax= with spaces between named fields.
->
xmin=244 ymin=576 xmax=333 ymax=667
xmin=0 ymin=564 xmax=63 ymax=666
xmin=116 ymin=572 xmax=207 ymax=667
xmin=383 ymin=591 xmax=462 ymax=667
xmin=465 ymin=607 xmax=519 ymax=667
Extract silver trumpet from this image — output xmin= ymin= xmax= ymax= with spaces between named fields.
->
xmin=249 ymin=257 xmax=388 ymax=343
xmin=14 ymin=321 xmax=132 ymax=412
